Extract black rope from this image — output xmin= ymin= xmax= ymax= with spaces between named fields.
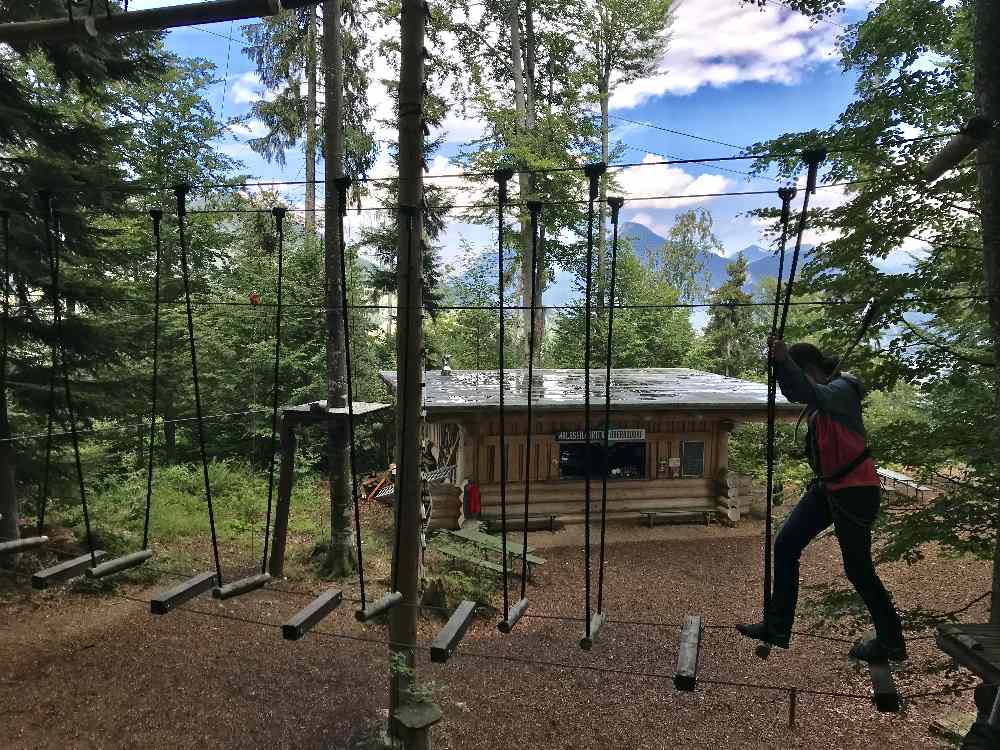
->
xmin=41 ymin=195 xmax=97 ymax=565
xmin=582 ymin=162 xmax=606 ymax=641
xmin=335 ymin=177 xmax=367 ymax=606
xmin=519 ymin=199 xmax=543 ymax=602
xmin=494 ymin=167 xmax=514 ymax=620
xmin=174 ymin=185 xmax=223 ymax=585
xmin=597 ymin=196 xmax=623 ymax=615
xmin=763 ymin=186 xmax=796 ymax=612
xmin=141 ymin=210 xmax=164 ymax=550
xmin=259 ymin=206 xmax=286 ymax=575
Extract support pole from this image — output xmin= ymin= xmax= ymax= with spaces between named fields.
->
xmin=389 ymin=0 xmax=430 ymax=745
xmin=268 ymin=419 xmax=296 ymax=578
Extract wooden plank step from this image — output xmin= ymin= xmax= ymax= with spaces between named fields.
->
xmin=579 ymin=612 xmax=607 ymax=651
xmin=0 ymin=536 xmax=49 ymax=554
xmin=675 ymin=614 xmax=704 ymax=691
xmin=282 ymin=590 xmax=343 ymax=640
xmin=430 ymin=600 xmax=477 ymax=663
xmin=31 ymin=550 xmax=107 ymax=589
xmin=150 ymin=571 xmax=217 ymax=614
xmin=870 ymin=663 xmax=900 ymax=713
xmin=356 ymin=591 xmax=403 ymax=622
xmin=497 ymin=597 xmax=529 ymax=634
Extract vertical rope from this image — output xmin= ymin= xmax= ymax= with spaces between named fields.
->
xmin=174 ymin=185 xmax=223 ymax=585
xmin=763 ymin=187 xmax=795 ymax=611
xmin=493 ymin=167 xmax=514 ymax=619
xmin=37 ymin=206 xmax=57 ymax=536
xmin=142 ymin=209 xmax=164 ymax=550
xmin=0 ymin=211 xmax=9 ymax=419
xmin=519 ymin=199 xmax=542 ymax=601
xmin=41 ymin=196 xmax=96 ymax=565
xmin=335 ymin=176 xmax=367 ymax=606
xmin=778 ymin=149 xmax=826 ymax=337
xmin=582 ymin=162 xmax=606 ymax=640
xmin=597 ymin=196 xmax=623 ymax=614
xmin=260 ymin=206 xmax=286 ymax=574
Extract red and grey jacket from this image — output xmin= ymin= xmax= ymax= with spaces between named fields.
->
xmin=774 ymin=358 xmax=879 ymax=492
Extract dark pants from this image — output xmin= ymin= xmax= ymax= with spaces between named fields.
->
xmin=770 ymin=484 xmax=904 ymax=646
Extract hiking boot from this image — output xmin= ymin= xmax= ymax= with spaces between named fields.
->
xmin=736 ymin=620 xmax=790 ymax=649
xmin=849 ymin=634 xmax=907 ymax=664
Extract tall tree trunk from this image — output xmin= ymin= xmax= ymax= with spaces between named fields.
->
xmin=304 ymin=5 xmax=319 ymax=244
xmin=390 ymin=0 xmax=427 ymax=743
xmin=0 ymin=385 xmax=17 ymax=556
xmin=323 ymin=0 xmax=357 ymax=577
xmin=975 ymin=0 xmax=1000 ymax=625
xmin=510 ymin=0 xmax=540 ymax=356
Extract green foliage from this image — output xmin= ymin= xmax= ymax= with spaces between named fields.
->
xmin=648 ymin=208 xmax=717 ymax=302
xmin=728 ymin=420 xmax=811 ymax=493
xmin=692 ymin=255 xmax=760 ymax=378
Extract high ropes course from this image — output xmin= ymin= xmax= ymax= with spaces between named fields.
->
xmin=0 ymin=0 xmax=998 ymax=747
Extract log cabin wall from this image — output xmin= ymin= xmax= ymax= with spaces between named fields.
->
xmin=437 ymin=409 xmax=750 ymax=524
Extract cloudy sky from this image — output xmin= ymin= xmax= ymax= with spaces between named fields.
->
xmin=131 ymin=0 xmax=876 ymax=301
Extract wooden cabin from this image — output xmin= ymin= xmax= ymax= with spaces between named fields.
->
xmin=380 ymin=368 xmax=800 ymax=526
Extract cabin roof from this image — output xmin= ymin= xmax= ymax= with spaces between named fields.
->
xmin=379 ymin=368 xmax=800 ymax=415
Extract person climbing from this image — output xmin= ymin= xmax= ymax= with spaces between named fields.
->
xmin=737 ymin=337 xmax=906 ymax=664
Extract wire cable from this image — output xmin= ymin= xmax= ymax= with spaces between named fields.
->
xmin=141 ymin=210 xmax=164 ymax=550
xmin=494 ymin=167 xmax=513 ymax=622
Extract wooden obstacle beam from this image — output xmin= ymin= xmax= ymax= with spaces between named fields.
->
xmin=497 ymin=597 xmax=530 ymax=634
xmin=149 ymin=571 xmax=217 ymax=615
xmin=430 ymin=600 xmax=477 ymax=663
xmin=0 ymin=536 xmax=49 ymax=555
xmin=674 ymin=614 xmax=704 ymax=691
xmin=85 ymin=549 xmax=153 ymax=579
xmin=31 ymin=551 xmax=107 ymax=589
xmin=282 ymin=590 xmax=343 ymax=641
xmin=213 ymin=573 xmax=271 ymax=600
xmin=870 ymin=663 xmax=900 ymax=713
xmin=579 ymin=612 xmax=608 ymax=651
xmin=355 ymin=591 xmax=403 ymax=622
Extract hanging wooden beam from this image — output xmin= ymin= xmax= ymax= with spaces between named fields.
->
xmin=149 ymin=571 xmax=217 ymax=614
xmin=0 ymin=0 xmax=322 ymax=45
xmin=212 ymin=572 xmax=271 ymax=600
xmin=282 ymin=589 xmax=343 ymax=640
xmin=496 ymin=597 xmax=529 ymax=634
xmin=0 ymin=535 xmax=49 ymax=554
xmin=674 ymin=614 xmax=704 ymax=691
xmin=31 ymin=550 xmax=107 ymax=589
xmin=85 ymin=549 xmax=152 ymax=579
xmin=356 ymin=591 xmax=403 ymax=622
xmin=430 ymin=600 xmax=476 ymax=663
xmin=579 ymin=612 xmax=607 ymax=651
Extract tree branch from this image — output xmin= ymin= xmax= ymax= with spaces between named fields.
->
xmin=901 ymin=318 xmax=995 ymax=367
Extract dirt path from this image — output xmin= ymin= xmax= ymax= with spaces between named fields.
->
xmin=0 ymin=522 xmax=988 ymax=749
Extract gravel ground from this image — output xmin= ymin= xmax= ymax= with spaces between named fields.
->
xmin=0 ymin=513 xmax=989 ymax=749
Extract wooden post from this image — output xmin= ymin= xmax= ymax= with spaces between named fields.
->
xmin=268 ymin=419 xmax=296 ymax=578
xmin=389 ymin=0 xmax=430 ymax=745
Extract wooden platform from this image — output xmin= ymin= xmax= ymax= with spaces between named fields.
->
xmin=282 ymin=400 xmax=391 ymax=427
xmin=936 ymin=623 xmax=1000 ymax=684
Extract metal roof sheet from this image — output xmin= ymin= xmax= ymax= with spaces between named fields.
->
xmin=380 ymin=368 xmax=800 ymax=414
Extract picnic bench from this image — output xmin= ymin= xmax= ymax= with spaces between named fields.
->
xmin=935 ymin=623 xmax=1000 ymax=747
xmin=481 ymin=512 xmax=561 ymax=533
xmin=432 ymin=527 xmax=546 ymax=580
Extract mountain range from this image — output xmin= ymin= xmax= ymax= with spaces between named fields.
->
xmin=619 ymin=221 xmax=814 ymax=291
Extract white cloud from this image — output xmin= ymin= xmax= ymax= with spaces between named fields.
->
xmin=228 ymin=118 xmax=268 ymax=140
xmin=611 ymin=0 xmax=844 ymax=107
xmin=614 ymin=154 xmax=732 ymax=208
xmin=231 ymin=72 xmax=264 ymax=104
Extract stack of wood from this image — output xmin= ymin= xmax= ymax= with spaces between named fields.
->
xmin=426 ymin=482 xmax=464 ymax=530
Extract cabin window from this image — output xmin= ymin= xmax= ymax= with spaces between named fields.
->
xmin=681 ymin=441 xmax=705 ymax=477
xmin=558 ymin=442 xmax=646 ymax=480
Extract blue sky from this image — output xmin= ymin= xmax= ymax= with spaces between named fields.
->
xmin=131 ymin=0 xmax=881 ymax=303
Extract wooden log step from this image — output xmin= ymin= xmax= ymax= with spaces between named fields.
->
xmin=0 ymin=535 xmax=49 ymax=554
xmin=870 ymin=663 xmax=900 ymax=713
xmin=430 ymin=600 xmax=477 ymax=663
xmin=497 ymin=597 xmax=529 ymax=634
xmin=356 ymin=591 xmax=403 ymax=622
xmin=674 ymin=614 xmax=704 ymax=691
xmin=31 ymin=550 xmax=107 ymax=589
xmin=579 ymin=612 xmax=607 ymax=651
xmin=213 ymin=573 xmax=271 ymax=600
xmin=282 ymin=589 xmax=343 ymax=640
xmin=85 ymin=549 xmax=153 ymax=579
xmin=150 ymin=571 xmax=217 ymax=614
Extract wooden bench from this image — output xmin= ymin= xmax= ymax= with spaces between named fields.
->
xmin=482 ymin=513 xmax=560 ymax=532
xmin=639 ymin=509 xmax=719 ymax=528
xmin=447 ymin=528 xmax=546 ymax=577
xmin=435 ymin=542 xmax=507 ymax=575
